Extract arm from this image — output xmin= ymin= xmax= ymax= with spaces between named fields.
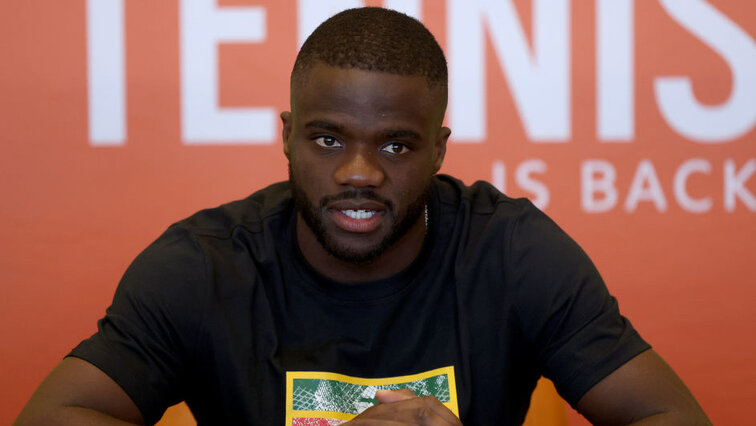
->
xmin=18 ymin=226 xmax=207 ymax=425
xmin=15 ymin=357 xmax=144 ymax=426
xmin=576 ymin=349 xmax=711 ymax=425
xmin=506 ymin=206 xmax=709 ymax=424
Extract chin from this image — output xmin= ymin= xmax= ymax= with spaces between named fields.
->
xmin=321 ymin=237 xmax=388 ymax=264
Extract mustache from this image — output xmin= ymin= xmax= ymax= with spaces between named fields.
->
xmin=319 ymin=189 xmax=394 ymax=210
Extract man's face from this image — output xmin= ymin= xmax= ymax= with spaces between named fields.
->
xmin=282 ymin=63 xmax=449 ymax=264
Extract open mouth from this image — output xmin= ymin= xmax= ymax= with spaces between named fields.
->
xmin=329 ymin=208 xmax=384 ymax=233
xmin=340 ymin=209 xmax=377 ymax=220
xmin=324 ymin=194 xmax=390 ymax=234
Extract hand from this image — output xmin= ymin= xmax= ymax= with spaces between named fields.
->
xmin=346 ymin=389 xmax=463 ymax=425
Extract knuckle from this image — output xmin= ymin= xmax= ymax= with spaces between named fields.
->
xmin=421 ymin=395 xmax=440 ymax=404
xmin=414 ymin=407 xmax=433 ymax=421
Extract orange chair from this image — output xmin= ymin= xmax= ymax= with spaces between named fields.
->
xmin=522 ymin=377 xmax=569 ymax=426
xmin=156 ymin=402 xmax=194 ymax=426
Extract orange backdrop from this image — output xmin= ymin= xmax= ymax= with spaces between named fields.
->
xmin=1 ymin=1 xmax=754 ymax=424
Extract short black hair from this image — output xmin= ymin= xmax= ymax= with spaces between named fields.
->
xmin=292 ymin=7 xmax=448 ymax=102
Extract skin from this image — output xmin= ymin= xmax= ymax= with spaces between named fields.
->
xmin=349 ymin=389 xmax=463 ymax=425
xmin=15 ymin=357 xmax=143 ymax=425
xmin=575 ymin=350 xmax=711 ymax=425
xmin=15 ymin=64 xmax=711 ymax=426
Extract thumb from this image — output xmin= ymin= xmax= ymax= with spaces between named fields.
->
xmin=375 ymin=388 xmax=418 ymax=403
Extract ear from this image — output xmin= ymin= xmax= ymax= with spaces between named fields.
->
xmin=433 ymin=126 xmax=451 ymax=174
xmin=280 ymin=111 xmax=292 ymax=159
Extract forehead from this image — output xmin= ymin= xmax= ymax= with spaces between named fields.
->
xmin=291 ymin=63 xmax=443 ymax=127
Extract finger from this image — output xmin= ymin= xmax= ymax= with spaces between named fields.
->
xmin=360 ymin=395 xmax=463 ymax=425
xmin=413 ymin=395 xmax=463 ymax=426
xmin=347 ymin=420 xmax=409 ymax=425
xmin=375 ymin=388 xmax=417 ymax=403
xmin=351 ymin=403 xmax=450 ymax=425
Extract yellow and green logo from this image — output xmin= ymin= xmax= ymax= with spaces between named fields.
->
xmin=285 ymin=366 xmax=459 ymax=425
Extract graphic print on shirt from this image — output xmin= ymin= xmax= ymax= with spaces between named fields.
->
xmin=285 ymin=366 xmax=459 ymax=425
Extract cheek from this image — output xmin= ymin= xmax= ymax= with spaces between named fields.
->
xmin=391 ymin=171 xmax=431 ymax=202
xmin=289 ymin=148 xmax=316 ymax=178
xmin=290 ymin=153 xmax=330 ymax=197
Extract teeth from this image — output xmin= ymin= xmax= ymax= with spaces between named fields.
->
xmin=341 ymin=209 xmax=376 ymax=220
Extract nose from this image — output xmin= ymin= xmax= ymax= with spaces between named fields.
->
xmin=333 ymin=148 xmax=385 ymax=188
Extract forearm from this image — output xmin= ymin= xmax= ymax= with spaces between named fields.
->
xmin=625 ymin=410 xmax=712 ymax=426
xmin=15 ymin=406 xmax=142 ymax=426
xmin=577 ymin=350 xmax=711 ymax=426
xmin=15 ymin=358 xmax=145 ymax=426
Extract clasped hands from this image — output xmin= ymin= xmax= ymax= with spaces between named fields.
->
xmin=346 ymin=389 xmax=463 ymax=425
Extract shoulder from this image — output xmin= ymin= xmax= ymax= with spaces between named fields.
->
xmin=433 ymin=174 xmax=550 ymax=257
xmin=119 ymin=181 xmax=294 ymax=304
xmin=434 ymin=174 xmax=530 ymax=215
xmin=433 ymin=174 xmax=534 ymax=234
xmin=176 ymin=181 xmax=293 ymax=239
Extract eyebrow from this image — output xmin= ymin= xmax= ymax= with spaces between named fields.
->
xmin=304 ymin=120 xmax=343 ymax=132
xmin=304 ymin=120 xmax=421 ymax=140
xmin=383 ymin=129 xmax=421 ymax=140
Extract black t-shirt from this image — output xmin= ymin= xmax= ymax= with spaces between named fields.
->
xmin=70 ymin=175 xmax=649 ymax=425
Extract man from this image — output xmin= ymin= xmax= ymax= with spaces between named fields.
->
xmin=17 ymin=7 xmax=710 ymax=425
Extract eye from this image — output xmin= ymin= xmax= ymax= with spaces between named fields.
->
xmin=381 ymin=142 xmax=410 ymax=155
xmin=313 ymin=136 xmax=342 ymax=149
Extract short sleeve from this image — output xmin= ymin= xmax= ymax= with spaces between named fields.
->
xmin=68 ymin=225 xmax=208 ymax=424
xmin=509 ymin=204 xmax=650 ymax=406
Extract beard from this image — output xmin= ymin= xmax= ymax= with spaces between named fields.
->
xmin=290 ymin=167 xmax=431 ymax=264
